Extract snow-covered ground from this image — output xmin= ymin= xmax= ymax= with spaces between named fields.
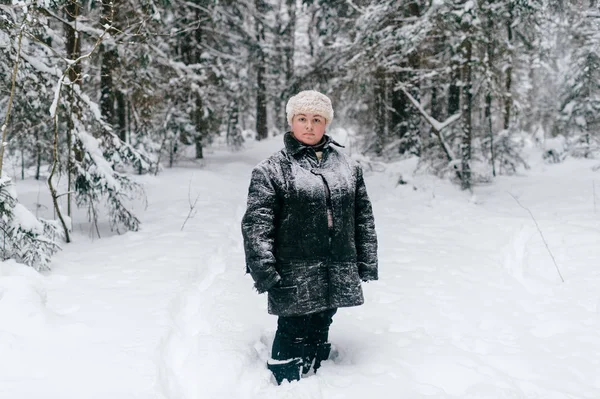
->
xmin=2 ymin=135 xmax=600 ymax=399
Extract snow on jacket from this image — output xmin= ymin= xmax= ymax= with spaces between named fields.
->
xmin=241 ymin=132 xmax=378 ymax=316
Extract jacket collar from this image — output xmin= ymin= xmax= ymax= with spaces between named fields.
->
xmin=284 ymin=131 xmax=344 ymax=156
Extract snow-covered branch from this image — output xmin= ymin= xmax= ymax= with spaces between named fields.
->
xmin=346 ymin=0 xmax=364 ymax=14
xmin=0 ymin=19 xmax=26 ymax=178
xmin=399 ymin=86 xmax=461 ymax=163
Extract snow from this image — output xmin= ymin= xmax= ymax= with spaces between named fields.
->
xmin=49 ymin=75 xmax=64 ymax=117
xmin=544 ymin=135 xmax=566 ymax=154
xmin=11 ymin=203 xmax=44 ymax=234
xmin=2 ymin=137 xmax=600 ymax=398
xmin=77 ymin=128 xmax=120 ymax=191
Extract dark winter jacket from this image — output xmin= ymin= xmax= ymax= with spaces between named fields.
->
xmin=241 ymin=132 xmax=378 ymax=316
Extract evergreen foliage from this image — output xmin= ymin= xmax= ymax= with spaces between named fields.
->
xmin=0 ymin=177 xmax=61 ymax=271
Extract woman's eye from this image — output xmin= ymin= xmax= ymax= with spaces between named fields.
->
xmin=298 ymin=117 xmax=306 ymax=122
xmin=314 ymin=119 xmax=322 ymax=124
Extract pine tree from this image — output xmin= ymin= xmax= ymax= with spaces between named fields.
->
xmin=558 ymin=3 xmax=600 ymax=158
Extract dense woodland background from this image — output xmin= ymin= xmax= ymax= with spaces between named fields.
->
xmin=0 ymin=0 xmax=599 ymax=269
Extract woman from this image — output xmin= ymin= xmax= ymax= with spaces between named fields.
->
xmin=241 ymin=90 xmax=378 ymax=384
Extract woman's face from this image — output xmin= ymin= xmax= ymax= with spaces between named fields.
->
xmin=291 ymin=113 xmax=326 ymax=146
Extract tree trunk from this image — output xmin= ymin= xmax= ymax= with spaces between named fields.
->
xmin=100 ymin=46 xmax=117 ymax=127
xmin=21 ymin=148 xmax=24 ymax=180
xmin=461 ymin=39 xmax=473 ymax=191
xmin=504 ymin=2 xmax=514 ymax=131
xmin=194 ymin=94 xmax=204 ymax=159
xmin=486 ymin=0 xmax=496 ymax=176
xmin=255 ymin=59 xmax=268 ymax=140
xmin=285 ymin=0 xmax=296 ymax=84
xmin=391 ymin=72 xmax=407 ymax=141
xmin=65 ymin=0 xmax=81 ymax=218
xmin=431 ymin=87 xmax=440 ymax=121
xmin=255 ymin=0 xmax=268 ymax=140
xmin=35 ymin=129 xmax=41 ymax=180
xmin=391 ymin=2 xmax=420 ymax=154
xmin=100 ymin=0 xmax=120 ymax=135
xmin=485 ymin=91 xmax=495 ymax=176
xmin=282 ymin=0 xmax=296 ymax=130
xmin=195 ymin=137 xmax=203 ymax=159
xmin=116 ymin=90 xmax=127 ymax=142
xmin=227 ymin=101 xmax=242 ymax=148
xmin=374 ymin=69 xmax=387 ymax=155
xmin=448 ymin=68 xmax=461 ymax=116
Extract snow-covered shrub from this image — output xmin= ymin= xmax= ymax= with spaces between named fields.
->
xmin=492 ymin=130 xmax=529 ymax=175
xmin=74 ymin=129 xmax=144 ymax=234
xmin=542 ymin=135 xmax=567 ymax=163
xmin=568 ymin=133 xmax=600 ymax=159
xmin=0 ymin=177 xmax=61 ymax=271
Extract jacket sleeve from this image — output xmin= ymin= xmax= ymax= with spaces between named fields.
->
xmin=355 ymin=164 xmax=378 ymax=281
xmin=241 ymin=163 xmax=282 ymax=293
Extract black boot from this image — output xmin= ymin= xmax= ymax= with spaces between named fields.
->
xmin=313 ymin=342 xmax=331 ymax=373
xmin=269 ymin=327 xmax=305 ymax=384
xmin=267 ymin=358 xmax=302 ymax=385
xmin=301 ymin=343 xmax=316 ymax=375
xmin=307 ymin=309 xmax=336 ymax=373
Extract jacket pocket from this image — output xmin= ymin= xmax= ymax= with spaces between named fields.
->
xmin=268 ymin=284 xmax=298 ymax=314
xmin=329 ymin=262 xmax=364 ymax=306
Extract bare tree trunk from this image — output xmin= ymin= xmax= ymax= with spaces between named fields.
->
xmin=281 ymin=0 xmax=296 ymax=130
xmin=504 ymin=2 xmax=514 ymax=130
xmin=390 ymin=2 xmax=421 ymax=154
xmin=49 ymin=119 xmax=71 ymax=242
xmin=374 ymin=69 xmax=387 ymax=155
xmin=227 ymin=101 xmax=242 ymax=148
xmin=194 ymin=94 xmax=204 ymax=159
xmin=195 ymin=137 xmax=203 ymax=159
xmin=486 ymin=91 xmax=495 ymax=176
xmin=21 ymin=148 xmax=24 ymax=180
xmin=485 ymin=0 xmax=496 ymax=177
xmin=116 ymin=91 xmax=127 ymax=142
xmin=461 ymin=39 xmax=473 ymax=191
xmin=100 ymin=46 xmax=117 ymax=128
xmin=448 ymin=68 xmax=460 ymax=116
xmin=431 ymin=87 xmax=439 ymax=120
xmin=169 ymin=141 xmax=175 ymax=168
xmin=391 ymin=72 xmax=408 ymax=140
xmin=65 ymin=0 xmax=81 ymax=218
xmin=100 ymin=0 xmax=121 ymax=137
xmin=35 ymin=129 xmax=41 ymax=180
xmin=255 ymin=0 xmax=268 ymax=140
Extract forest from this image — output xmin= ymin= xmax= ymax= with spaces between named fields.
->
xmin=0 ymin=0 xmax=598 ymax=270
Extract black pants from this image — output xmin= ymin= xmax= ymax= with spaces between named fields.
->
xmin=271 ymin=308 xmax=337 ymax=360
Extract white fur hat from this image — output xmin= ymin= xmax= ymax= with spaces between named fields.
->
xmin=286 ymin=90 xmax=334 ymax=127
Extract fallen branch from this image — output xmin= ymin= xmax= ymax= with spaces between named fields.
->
xmin=181 ymin=178 xmax=200 ymax=231
xmin=508 ymin=192 xmax=564 ymax=283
